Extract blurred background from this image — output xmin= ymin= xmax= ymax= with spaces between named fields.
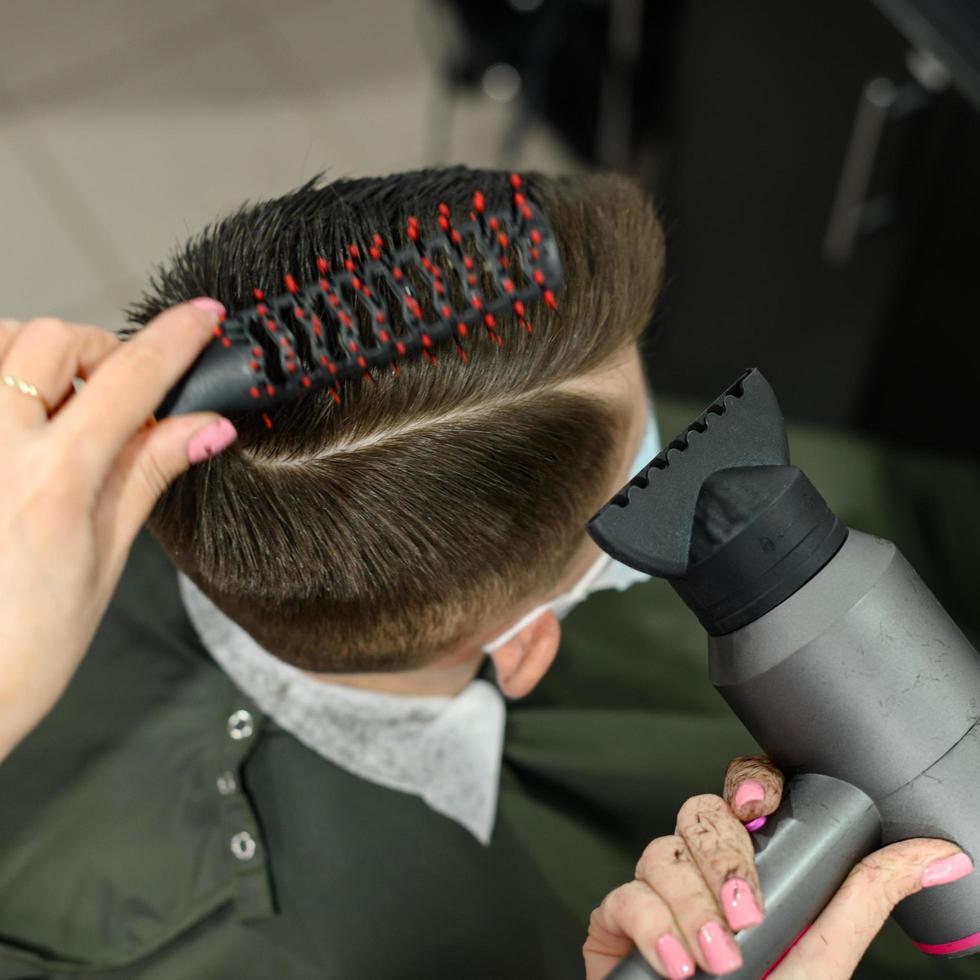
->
xmin=1 ymin=0 xmax=978 ymax=453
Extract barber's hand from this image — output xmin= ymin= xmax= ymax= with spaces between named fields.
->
xmin=0 ymin=302 xmax=236 ymax=761
xmin=584 ymin=756 xmax=974 ymax=979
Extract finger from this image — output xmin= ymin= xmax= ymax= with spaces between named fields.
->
xmin=54 ymin=299 xmax=224 ymax=480
xmin=98 ymin=410 xmax=237 ymax=566
xmin=773 ymin=839 xmax=974 ymax=980
xmin=673 ymin=794 xmax=766 ymax=938
xmin=0 ymin=317 xmax=121 ymax=427
xmin=723 ymin=756 xmax=784 ymax=823
xmin=636 ymin=830 xmax=744 ymax=975
xmin=584 ymin=880 xmax=695 ymax=980
xmin=0 ymin=318 xmax=21 ymax=363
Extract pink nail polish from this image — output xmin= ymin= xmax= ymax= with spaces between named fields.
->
xmin=921 ymin=853 xmax=974 ymax=888
xmin=745 ymin=815 xmax=768 ymax=833
xmin=655 ymin=933 xmax=694 ymax=979
xmin=187 ymin=418 xmax=237 ymax=464
xmin=734 ymin=780 xmax=765 ymax=810
xmin=189 ymin=296 xmax=226 ymax=316
xmin=720 ymin=877 xmax=764 ymax=931
xmin=698 ymin=921 xmax=743 ymax=974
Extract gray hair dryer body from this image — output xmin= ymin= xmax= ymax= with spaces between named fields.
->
xmin=587 ymin=369 xmax=980 ymax=979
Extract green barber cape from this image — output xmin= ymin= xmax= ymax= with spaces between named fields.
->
xmin=0 ymin=400 xmax=978 ymax=979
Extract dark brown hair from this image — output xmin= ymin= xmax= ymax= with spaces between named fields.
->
xmin=128 ymin=167 xmax=664 ymax=671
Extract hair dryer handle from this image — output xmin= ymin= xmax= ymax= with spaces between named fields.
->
xmin=605 ymin=773 xmax=881 ymax=980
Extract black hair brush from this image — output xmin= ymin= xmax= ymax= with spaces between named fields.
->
xmin=152 ymin=173 xmax=563 ymax=424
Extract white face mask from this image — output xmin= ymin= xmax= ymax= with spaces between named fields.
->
xmin=483 ymin=401 xmax=661 ymax=653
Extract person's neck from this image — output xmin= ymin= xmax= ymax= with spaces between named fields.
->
xmin=303 ymin=646 xmax=486 ymax=697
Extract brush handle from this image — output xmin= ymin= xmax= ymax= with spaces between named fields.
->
xmin=607 ymin=774 xmax=881 ymax=979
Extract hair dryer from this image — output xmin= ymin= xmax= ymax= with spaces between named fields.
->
xmin=587 ymin=368 xmax=980 ymax=979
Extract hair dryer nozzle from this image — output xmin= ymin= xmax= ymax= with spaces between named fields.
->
xmin=587 ymin=368 xmax=789 ymax=578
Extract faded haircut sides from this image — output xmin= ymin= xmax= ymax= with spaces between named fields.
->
xmin=127 ymin=167 xmax=665 ymax=672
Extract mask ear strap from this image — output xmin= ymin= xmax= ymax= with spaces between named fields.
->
xmin=569 ymin=550 xmax=614 ymax=599
xmin=483 ymin=550 xmax=613 ymax=653
xmin=483 ymin=602 xmax=551 ymax=653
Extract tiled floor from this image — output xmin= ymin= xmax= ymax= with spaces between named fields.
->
xmin=0 ymin=0 xmax=577 ymax=330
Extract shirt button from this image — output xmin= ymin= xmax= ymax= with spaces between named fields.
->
xmin=216 ymin=771 xmax=237 ymax=795
xmin=227 ymin=709 xmax=254 ymax=740
xmin=230 ymin=831 xmax=257 ymax=861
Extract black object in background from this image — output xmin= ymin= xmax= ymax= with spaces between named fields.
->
xmin=653 ymin=0 xmax=980 ymax=454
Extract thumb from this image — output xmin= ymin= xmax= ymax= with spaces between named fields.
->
xmin=724 ymin=755 xmax=784 ymax=823
xmin=773 ymin=838 xmax=974 ymax=980
xmin=114 ymin=411 xmax=238 ymax=534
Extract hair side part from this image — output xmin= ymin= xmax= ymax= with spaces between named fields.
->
xmin=129 ymin=167 xmax=665 ymax=671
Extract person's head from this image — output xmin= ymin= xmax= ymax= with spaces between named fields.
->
xmin=129 ymin=167 xmax=665 ymax=695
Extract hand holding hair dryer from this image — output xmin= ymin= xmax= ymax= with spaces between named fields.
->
xmin=588 ymin=369 xmax=980 ymax=979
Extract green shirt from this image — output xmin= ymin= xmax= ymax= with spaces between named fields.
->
xmin=0 ymin=401 xmax=977 ymax=979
